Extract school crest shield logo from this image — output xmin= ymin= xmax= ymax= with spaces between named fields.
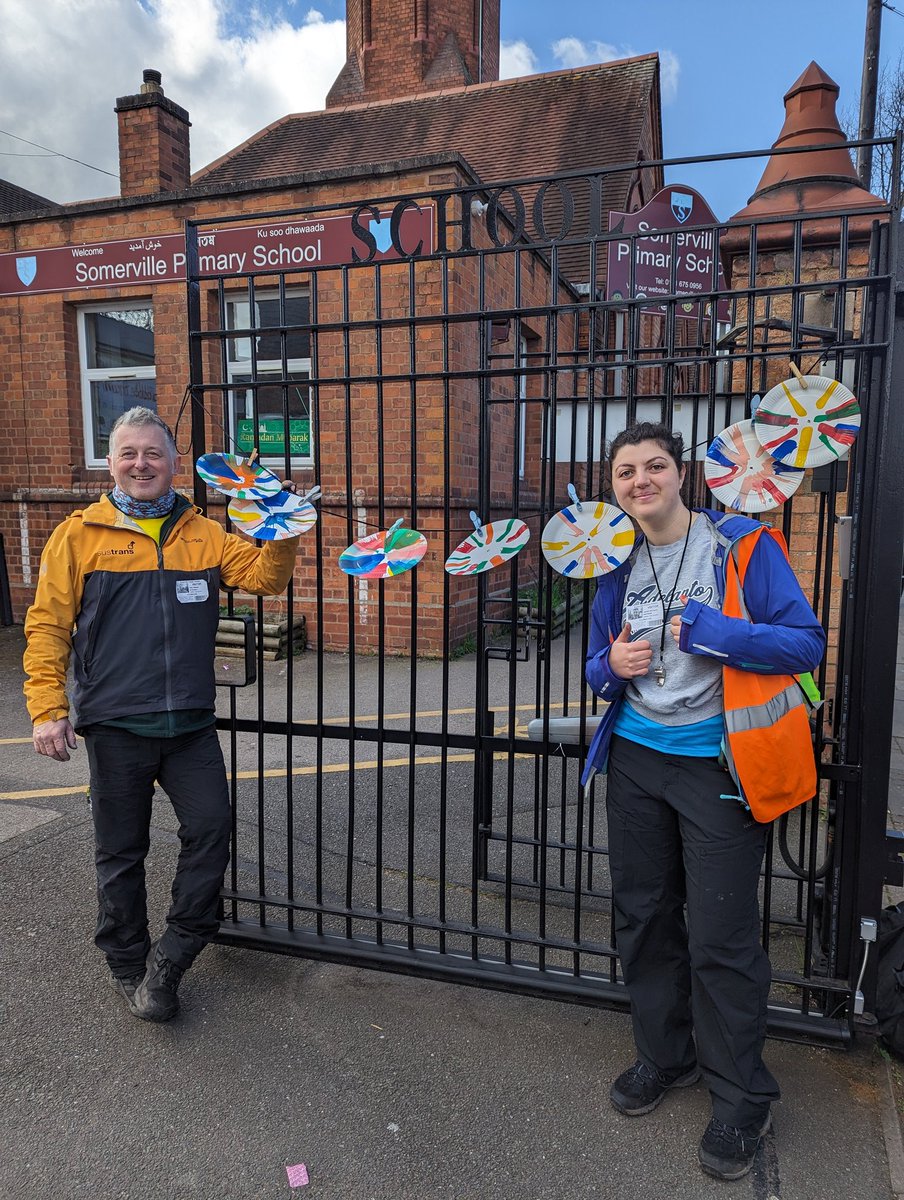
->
xmin=369 ymin=216 xmax=393 ymax=255
xmin=16 ymin=256 xmax=37 ymax=287
xmin=670 ymin=192 xmax=693 ymax=224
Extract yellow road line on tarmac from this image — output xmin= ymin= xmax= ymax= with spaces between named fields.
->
xmin=231 ymin=753 xmax=475 ymax=781
xmin=0 ymin=741 xmax=541 ymax=800
xmin=2 ymin=706 xmax=539 ymax=745
xmin=322 ymin=703 xmax=538 ymax=725
xmin=0 ymin=785 xmax=88 ymax=800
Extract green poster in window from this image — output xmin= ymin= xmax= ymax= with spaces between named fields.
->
xmin=236 ymin=418 xmax=310 ymax=456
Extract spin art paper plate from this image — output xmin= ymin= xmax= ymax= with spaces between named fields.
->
xmin=195 ymin=452 xmax=282 ymax=499
xmin=339 ymin=522 xmax=428 ymax=578
xmin=705 ymin=420 xmax=804 ymax=513
xmin=227 ymin=492 xmax=318 ymax=540
xmin=444 ymin=518 xmax=531 ymax=576
xmin=540 ymin=502 xmax=634 ymax=578
xmin=752 ymin=376 xmax=861 ymax=469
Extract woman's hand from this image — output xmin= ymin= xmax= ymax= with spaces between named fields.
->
xmin=608 ymin=623 xmax=652 ymax=679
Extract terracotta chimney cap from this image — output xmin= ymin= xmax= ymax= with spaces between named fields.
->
xmin=728 ymin=60 xmax=883 ymax=223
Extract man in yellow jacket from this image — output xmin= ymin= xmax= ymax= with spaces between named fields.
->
xmin=23 ymin=406 xmax=299 ymax=1022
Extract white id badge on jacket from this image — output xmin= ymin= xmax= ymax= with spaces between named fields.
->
xmin=175 ymin=579 xmax=209 ymax=604
xmin=623 ymin=600 xmax=661 ymax=632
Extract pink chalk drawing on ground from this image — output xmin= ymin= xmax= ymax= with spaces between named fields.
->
xmin=286 ymin=1162 xmax=310 ymax=1188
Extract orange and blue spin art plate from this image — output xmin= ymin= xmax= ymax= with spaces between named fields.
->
xmin=339 ymin=524 xmax=428 ymax=578
xmin=444 ymin=518 xmax=531 ymax=576
xmin=705 ymin=420 xmax=804 ymax=513
xmin=195 ymin=452 xmax=283 ymax=499
xmin=752 ymin=376 xmax=860 ymax=469
xmin=540 ymin=502 xmax=634 ymax=578
xmin=227 ymin=492 xmax=318 ymax=540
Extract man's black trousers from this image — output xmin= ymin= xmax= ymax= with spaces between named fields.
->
xmin=83 ymin=724 xmax=231 ymax=975
xmin=606 ymin=734 xmax=780 ymax=1128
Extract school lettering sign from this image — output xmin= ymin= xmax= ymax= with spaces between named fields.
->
xmin=0 ymin=202 xmax=435 ymax=298
xmin=606 ymin=186 xmax=731 ymax=322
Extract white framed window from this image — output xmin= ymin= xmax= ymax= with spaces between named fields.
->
xmin=225 ymin=291 xmax=312 ymax=467
xmin=78 ymin=304 xmax=156 ymax=466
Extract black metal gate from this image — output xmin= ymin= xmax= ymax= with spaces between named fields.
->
xmin=186 ymin=145 xmax=904 ymax=1044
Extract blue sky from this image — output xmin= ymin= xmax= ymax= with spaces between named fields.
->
xmin=0 ymin=0 xmax=900 ymax=216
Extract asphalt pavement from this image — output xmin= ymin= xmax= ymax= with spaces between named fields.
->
xmin=2 ymin=619 xmax=904 ymax=1200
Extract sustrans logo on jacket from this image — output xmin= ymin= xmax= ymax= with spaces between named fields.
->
xmin=98 ymin=540 xmax=136 ymax=557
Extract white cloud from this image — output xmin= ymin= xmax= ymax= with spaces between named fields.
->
xmin=551 ymin=35 xmax=680 ymax=102
xmin=658 ymin=49 xmax=680 ymax=105
xmin=0 ymin=0 xmax=346 ymax=204
xmin=551 ymin=37 xmax=620 ymax=69
xmin=499 ymin=39 xmax=538 ymax=79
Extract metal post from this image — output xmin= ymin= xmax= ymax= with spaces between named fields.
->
xmin=857 ymin=0 xmax=883 ymax=190
xmin=184 ymin=222 xmax=207 ymax=512
xmin=838 ymin=215 xmax=904 ymax=1011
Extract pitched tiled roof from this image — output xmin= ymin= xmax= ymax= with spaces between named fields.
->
xmin=194 ymin=56 xmax=662 ymax=283
xmin=0 ymin=177 xmax=55 ymax=217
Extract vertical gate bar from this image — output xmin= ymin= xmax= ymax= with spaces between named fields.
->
xmin=341 ymin=264 xmax=357 ymax=937
xmin=244 ymin=275 xmax=270 ymax=926
xmin=439 ymin=254 xmax=452 ymax=954
xmin=309 ymin=270 xmax=325 ymax=937
xmin=374 ymin=262 xmax=386 ymax=943
xmin=276 ymin=274 xmax=296 ymax=931
xmin=406 ymin=254 xmax=420 ymax=952
xmin=583 ymin=238 xmax=600 ymax=894
xmin=473 ymin=242 xmax=492 ymax=943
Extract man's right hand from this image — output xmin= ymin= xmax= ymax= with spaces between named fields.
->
xmin=33 ymin=718 xmax=77 ymax=762
xmin=608 ymin=623 xmax=653 ymax=680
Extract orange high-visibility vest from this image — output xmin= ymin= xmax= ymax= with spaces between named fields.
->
xmin=721 ymin=527 xmax=817 ymax=823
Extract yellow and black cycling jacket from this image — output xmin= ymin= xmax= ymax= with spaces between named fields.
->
xmin=23 ymin=494 xmax=298 ymax=729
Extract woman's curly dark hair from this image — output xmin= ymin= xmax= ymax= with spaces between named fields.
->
xmin=608 ymin=422 xmax=684 ymax=471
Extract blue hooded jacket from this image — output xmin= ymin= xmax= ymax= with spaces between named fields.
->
xmin=581 ymin=509 xmax=826 ymax=787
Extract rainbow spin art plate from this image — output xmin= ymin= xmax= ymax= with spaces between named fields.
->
xmin=541 ymin=502 xmax=634 ymax=578
xmin=195 ymin=452 xmax=282 ymax=499
xmin=339 ymin=521 xmax=427 ymax=579
xmin=705 ymin=420 xmax=804 ymax=513
xmin=444 ymin=518 xmax=531 ymax=576
xmin=228 ymin=492 xmax=318 ymax=540
xmin=753 ymin=376 xmax=860 ymax=469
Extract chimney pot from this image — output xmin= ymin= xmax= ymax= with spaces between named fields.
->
xmin=141 ymin=69 xmax=163 ymax=94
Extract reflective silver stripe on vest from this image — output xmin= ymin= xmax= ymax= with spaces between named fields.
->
xmin=724 ymin=682 xmax=804 ymax=734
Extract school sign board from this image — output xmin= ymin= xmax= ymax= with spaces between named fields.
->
xmin=0 ymin=204 xmax=435 ymax=298
xmin=606 ymin=186 xmax=731 ymax=322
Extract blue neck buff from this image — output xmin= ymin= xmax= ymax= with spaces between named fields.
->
xmin=110 ymin=485 xmax=177 ymax=519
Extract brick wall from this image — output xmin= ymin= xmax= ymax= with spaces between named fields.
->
xmin=1 ymin=164 xmax=575 ymax=657
xmin=327 ymin=0 xmax=500 ymax=106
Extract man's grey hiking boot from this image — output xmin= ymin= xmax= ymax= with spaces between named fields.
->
xmin=131 ymin=945 xmax=185 ymax=1022
xmin=107 ymin=970 xmax=145 ymax=1007
xmin=609 ymin=1059 xmax=701 ymax=1116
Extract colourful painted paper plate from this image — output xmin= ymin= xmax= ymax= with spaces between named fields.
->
xmin=338 ymin=523 xmax=428 ymax=578
xmin=753 ymin=376 xmax=861 ymax=468
xmin=195 ymin=452 xmax=283 ymax=499
xmin=705 ymin=420 xmax=804 ymax=513
xmin=227 ymin=492 xmax=318 ymax=540
xmin=541 ymin=501 xmax=635 ymax=578
xmin=444 ymin=518 xmax=531 ymax=576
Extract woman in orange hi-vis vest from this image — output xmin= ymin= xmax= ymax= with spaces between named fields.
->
xmin=583 ymin=422 xmax=825 ymax=1182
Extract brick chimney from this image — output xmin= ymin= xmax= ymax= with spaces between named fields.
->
xmin=115 ymin=69 xmax=191 ymax=197
xmin=327 ymin=0 xmax=500 ymax=107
